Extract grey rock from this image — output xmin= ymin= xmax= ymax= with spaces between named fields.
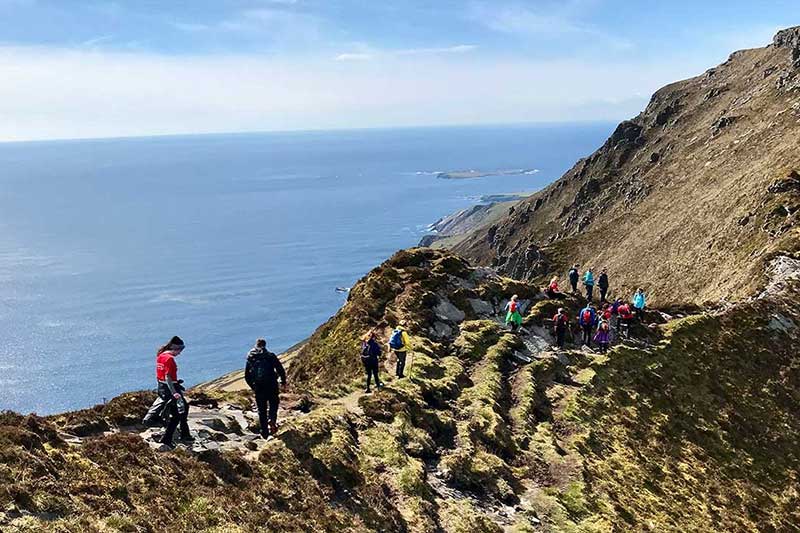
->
xmin=768 ymin=313 xmax=797 ymax=333
xmin=468 ymin=298 xmax=494 ymax=316
xmin=431 ymin=321 xmax=454 ymax=338
xmin=433 ymin=297 xmax=466 ymax=323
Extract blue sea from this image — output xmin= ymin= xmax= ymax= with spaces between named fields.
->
xmin=0 ymin=123 xmax=613 ymax=414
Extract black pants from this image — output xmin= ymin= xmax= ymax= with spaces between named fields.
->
xmin=546 ymin=289 xmax=566 ymax=300
xmin=556 ymin=328 xmax=566 ymax=348
xmin=364 ymin=359 xmax=381 ymax=389
xmin=582 ymin=324 xmax=593 ymax=346
xmin=254 ymin=386 xmax=280 ymax=434
xmin=570 ymin=279 xmax=578 ymax=292
xmin=599 ymin=287 xmax=608 ymax=302
xmin=160 ymin=393 xmax=190 ymax=444
xmin=585 ymin=285 xmax=594 ymax=301
xmin=634 ymin=307 xmax=644 ymax=321
xmin=597 ymin=342 xmax=609 ymax=354
xmin=395 ymin=351 xmax=407 ymax=377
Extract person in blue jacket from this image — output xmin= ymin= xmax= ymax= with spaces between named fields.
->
xmin=582 ymin=268 xmax=595 ymax=302
xmin=577 ymin=304 xmax=597 ymax=346
xmin=632 ymin=288 xmax=646 ymax=321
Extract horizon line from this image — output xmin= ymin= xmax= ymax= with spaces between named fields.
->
xmin=0 ymin=119 xmax=621 ymax=146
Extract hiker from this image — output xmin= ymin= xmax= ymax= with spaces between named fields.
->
xmin=154 ymin=336 xmax=193 ymax=449
xmin=504 ymin=295 xmax=523 ymax=332
xmin=568 ymin=264 xmax=580 ymax=293
xmin=632 ymin=288 xmax=647 ymax=321
xmin=361 ymin=330 xmax=383 ymax=393
xmin=546 ymin=276 xmax=566 ymax=299
xmin=244 ymin=338 xmax=287 ymax=438
xmin=598 ymin=268 xmax=609 ymax=303
xmin=583 ymin=268 xmax=595 ymax=302
xmin=578 ymin=304 xmax=597 ymax=346
xmin=593 ymin=322 xmax=611 ymax=354
xmin=389 ymin=324 xmax=411 ymax=378
xmin=552 ymin=308 xmax=570 ymax=349
xmin=618 ymin=302 xmax=634 ymax=339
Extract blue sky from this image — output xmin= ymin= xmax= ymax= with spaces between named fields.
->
xmin=0 ymin=0 xmax=797 ymax=140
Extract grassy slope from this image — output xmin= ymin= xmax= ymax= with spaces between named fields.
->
xmin=3 ymin=250 xmax=799 ymax=532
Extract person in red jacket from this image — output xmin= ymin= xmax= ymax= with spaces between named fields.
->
xmin=618 ymin=303 xmax=634 ymax=339
xmin=155 ymin=336 xmax=193 ymax=449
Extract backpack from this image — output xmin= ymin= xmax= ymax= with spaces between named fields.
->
xmin=581 ymin=309 xmax=592 ymax=325
xmin=249 ymin=353 xmax=273 ymax=386
xmin=360 ymin=341 xmax=372 ymax=361
xmin=389 ymin=330 xmax=405 ymax=350
xmin=509 ymin=301 xmax=518 ymax=313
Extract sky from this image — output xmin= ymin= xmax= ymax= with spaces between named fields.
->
xmin=0 ymin=0 xmax=797 ymax=141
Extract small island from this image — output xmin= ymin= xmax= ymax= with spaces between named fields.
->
xmin=436 ymin=168 xmax=539 ymax=179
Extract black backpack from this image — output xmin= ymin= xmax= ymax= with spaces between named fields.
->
xmin=360 ymin=341 xmax=372 ymax=361
xmin=249 ymin=352 xmax=274 ymax=386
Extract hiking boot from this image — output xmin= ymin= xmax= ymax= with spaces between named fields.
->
xmin=179 ymin=434 xmax=195 ymax=444
xmin=260 ymin=431 xmax=270 ymax=439
xmin=377 ymin=382 xmax=384 ymax=389
xmin=364 ymin=387 xmax=372 ymax=394
xmin=269 ymin=421 xmax=278 ymax=435
xmin=157 ymin=442 xmax=176 ymax=452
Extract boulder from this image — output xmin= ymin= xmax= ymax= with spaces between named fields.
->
xmin=468 ymin=298 xmax=494 ymax=317
xmin=433 ymin=297 xmax=466 ymax=323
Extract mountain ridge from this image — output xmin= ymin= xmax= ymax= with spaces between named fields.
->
xmin=452 ymin=27 xmax=800 ymax=307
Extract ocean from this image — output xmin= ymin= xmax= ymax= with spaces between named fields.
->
xmin=0 ymin=123 xmax=613 ymax=414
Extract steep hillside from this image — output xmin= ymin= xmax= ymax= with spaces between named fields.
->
xmin=3 ymin=249 xmax=799 ymax=532
xmin=454 ymin=27 xmax=800 ymax=306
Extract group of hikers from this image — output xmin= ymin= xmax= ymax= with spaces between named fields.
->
xmin=142 ymin=325 xmax=412 ymax=449
xmin=143 ymin=264 xmax=644 ymax=450
xmin=142 ymin=335 xmax=287 ymax=449
xmin=511 ymin=264 xmax=648 ymax=352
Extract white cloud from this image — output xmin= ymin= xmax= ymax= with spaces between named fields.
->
xmin=0 ymin=45 xmax=716 ymax=142
xmin=335 ymin=52 xmax=374 ymax=61
xmin=334 ymin=44 xmax=478 ymax=61
xmin=396 ymin=44 xmax=478 ymax=56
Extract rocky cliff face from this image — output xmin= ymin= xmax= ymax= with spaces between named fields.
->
xmin=453 ymin=27 xmax=800 ymax=306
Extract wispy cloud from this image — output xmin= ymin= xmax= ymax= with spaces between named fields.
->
xmin=334 ymin=44 xmax=478 ymax=61
xmin=396 ymin=44 xmax=478 ymax=56
xmin=0 ymin=44 xmax=713 ymax=141
xmin=80 ymin=35 xmax=114 ymax=48
xmin=172 ymin=22 xmax=211 ymax=32
xmin=468 ymin=1 xmax=633 ymax=50
xmin=335 ymin=52 xmax=374 ymax=61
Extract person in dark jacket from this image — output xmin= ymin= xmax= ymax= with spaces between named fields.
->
xmin=244 ymin=339 xmax=287 ymax=438
xmin=568 ymin=264 xmax=580 ymax=293
xmin=552 ymin=308 xmax=569 ymax=349
xmin=598 ymin=268 xmax=609 ymax=303
xmin=152 ymin=336 xmax=193 ymax=449
xmin=361 ymin=331 xmax=383 ymax=393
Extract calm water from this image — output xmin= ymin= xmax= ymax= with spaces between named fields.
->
xmin=0 ymin=123 xmax=613 ymax=414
